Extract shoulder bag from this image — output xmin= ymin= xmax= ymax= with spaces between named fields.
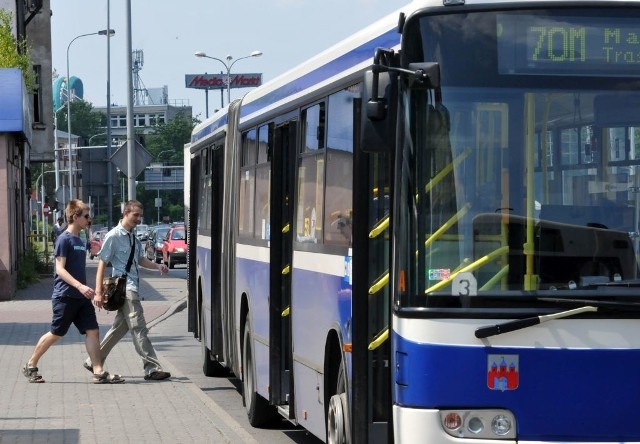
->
xmin=103 ymin=234 xmax=135 ymax=311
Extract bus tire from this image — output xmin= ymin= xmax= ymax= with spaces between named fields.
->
xmin=327 ymin=360 xmax=351 ymax=444
xmin=201 ymin=306 xmax=224 ymax=377
xmin=242 ymin=319 xmax=277 ymax=426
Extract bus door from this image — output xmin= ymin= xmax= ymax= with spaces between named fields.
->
xmin=352 ymin=96 xmax=394 ymax=443
xmin=209 ymin=144 xmax=225 ymax=363
xmin=187 ymin=151 xmax=200 ymax=334
xmin=269 ymin=119 xmax=297 ymax=417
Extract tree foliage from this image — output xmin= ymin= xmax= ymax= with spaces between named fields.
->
xmin=55 ymin=99 xmax=106 ymax=142
xmin=145 ymin=111 xmax=199 ymax=163
xmin=0 ymin=9 xmax=36 ymax=92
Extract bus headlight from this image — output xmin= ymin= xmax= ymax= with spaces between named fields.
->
xmin=440 ymin=409 xmax=516 ymax=439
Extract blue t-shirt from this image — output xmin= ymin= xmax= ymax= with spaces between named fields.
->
xmin=52 ymin=231 xmax=87 ymax=299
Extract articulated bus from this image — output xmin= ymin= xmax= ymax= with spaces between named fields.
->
xmin=185 ymin=1 xmax=640 ymax=442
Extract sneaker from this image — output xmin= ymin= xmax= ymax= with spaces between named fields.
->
xmin=144 ymin=370 xmax=171 ymax=381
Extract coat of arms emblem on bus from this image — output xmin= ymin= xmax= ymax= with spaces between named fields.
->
xmin=487 ymin=354 xmax=519 ymax=391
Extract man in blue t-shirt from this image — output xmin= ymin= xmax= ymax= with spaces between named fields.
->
xmin=22 ymin=199 xmax=124 ymax=384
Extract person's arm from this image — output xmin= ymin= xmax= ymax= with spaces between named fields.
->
xmin=139 ymin=256 xmax=168 ymax=274
xmin=94 ymin=259 xmax=107 ymax=308
xmin=55 ymin=256 xmax=95 ymax=300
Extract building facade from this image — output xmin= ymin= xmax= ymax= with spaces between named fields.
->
xmin=0 ymin=0 xmax=52 ymax=300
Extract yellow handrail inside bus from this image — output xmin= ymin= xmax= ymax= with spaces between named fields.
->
xmin=282 ymin=306 xmax=290 ymax=317
xmin=479 ymin=265 xmax=509 ymax=291
xmin=424 ymin=148 xmax=471 ymax=195
xmin=282 ymin=223 xmax=290 ymax=234
xmin=425 ymin=245 xmax=509 ymax=294
xmin=369 ymin=271 xmax=389 ymax=295
xmin=369 ymin=215 xmax=390 ymax=239
xmin=368 ymin=327 xmax=389 ymax=350
xmin=282 ymin=265 xmax=290 ymax=275
xmin=424 ymin=203 xmax=471 ymax=249
xmin=524 ymin=93 xmax=538 ymax=290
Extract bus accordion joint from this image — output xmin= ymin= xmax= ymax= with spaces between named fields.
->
xmin=369 ymin=215 xmax=390 ymax=239
xmin=281 ymin=306 xmax=290 ymax=317
xmin=282 ymin=264 xmax=290 ymax=275
xmin=368 ymin=270 xmax=389 ymax=295
xmin=368 ymin=327 xmax=389 ymax=350
xmin=282 ymin=223 xmax=290 ymax=234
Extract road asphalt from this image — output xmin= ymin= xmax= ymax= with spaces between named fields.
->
xmin=0 ymin=259 xmax=258 ymax=443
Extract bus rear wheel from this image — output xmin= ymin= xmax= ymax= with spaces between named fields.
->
xmin=242 ymin=319 xmax=277 ymax=426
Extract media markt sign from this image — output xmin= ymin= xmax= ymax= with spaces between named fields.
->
xmin=110 ymin=140 xmax=153 ymax=177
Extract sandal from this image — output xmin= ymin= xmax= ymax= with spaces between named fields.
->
xmin=22 ymin=364 xmax=45 ymax=383
xmin=92 ymin=371 xmax=125 ymax=384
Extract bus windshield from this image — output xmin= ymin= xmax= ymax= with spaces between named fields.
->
xmin=397 ymin=7 xmax=640 ymax=307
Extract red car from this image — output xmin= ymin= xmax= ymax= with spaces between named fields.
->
xmin=88 ymin=230 xmax=107 ymax=260
xmin=161 ymin=225 xmax=187 ymax=269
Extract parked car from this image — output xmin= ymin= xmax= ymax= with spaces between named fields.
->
xmin=88 ymin=229 xmax=108 ymax=260
xmin=135 ymin=224 xmax=150 ymax=241
xmin=145 ymin=224 xmax=171 ymax=263
xmin=161 ymin=225 xmax=187 ymax=269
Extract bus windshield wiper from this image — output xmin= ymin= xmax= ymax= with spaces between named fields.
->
xmin=475 ymin=306 xmax=597 ymax=339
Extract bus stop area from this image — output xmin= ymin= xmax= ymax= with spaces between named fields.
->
xmin=0 ymin=260 xmax=257 ymax=443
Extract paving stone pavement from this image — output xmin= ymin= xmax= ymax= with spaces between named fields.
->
xmin=0 ymin=259 xmax=253 ymax=444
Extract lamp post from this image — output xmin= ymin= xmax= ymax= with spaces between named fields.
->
xmin=66 ymin=29 xmax=115 ymax=203
xmin=194 ymin=50 xmax=262 ymax=106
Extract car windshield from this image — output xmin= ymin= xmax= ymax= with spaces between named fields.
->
xmin=171 ymin=228 xmax=185 ymax=240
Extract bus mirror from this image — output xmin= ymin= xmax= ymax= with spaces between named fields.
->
xmin=408 ymin=62 xmax=440 ymax=89
xmin=361 ymin=69 xmax=397 ymax=153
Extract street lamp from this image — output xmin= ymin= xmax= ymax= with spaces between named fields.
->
xmin=66 ymin=29 xmax=115 ymax=203
xmin=194 ymin=50 xmax=262 ymax=106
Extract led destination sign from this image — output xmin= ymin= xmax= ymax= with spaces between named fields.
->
xmin=497 ymin=14 xmax=640 ymax=77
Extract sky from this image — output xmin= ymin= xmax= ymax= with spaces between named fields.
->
xmin=50 ymin=0 xmax=409 ymax=121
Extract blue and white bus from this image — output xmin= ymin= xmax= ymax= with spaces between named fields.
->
xmin=186 ymin=1 xmax=640 ymax=442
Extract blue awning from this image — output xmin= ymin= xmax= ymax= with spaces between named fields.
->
xmin=0 ymin=68 xmax=32 ymax=139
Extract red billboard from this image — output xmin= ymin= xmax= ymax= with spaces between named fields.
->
xmin=185 ymin=73 xmax=262 ymax=90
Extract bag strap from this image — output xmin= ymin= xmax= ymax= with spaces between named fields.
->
xmin=124 ymin=233 xmax=135 ymax=275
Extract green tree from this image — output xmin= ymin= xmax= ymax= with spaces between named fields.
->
xmin=145 ymin=111 xmax=199 ymax=163
xmin=55 ymin=99 xmax=106 ymax=142
xmin=0 ymin=9 xmax=36 ymax=92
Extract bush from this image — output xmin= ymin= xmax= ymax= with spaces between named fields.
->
xmin=17 ymin=250 xmax=48 ymax=289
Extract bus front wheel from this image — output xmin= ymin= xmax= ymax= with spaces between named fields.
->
xmin=327 ymin=360 xmax=351 ymax=444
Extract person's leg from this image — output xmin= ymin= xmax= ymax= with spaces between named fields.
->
xmin=24 ymin=297 xmax=73 ymax=382
xmin=84 ymin=308 xmax=128 ymax=369
xmin=27 ymin=332 xmax=61 ymax=368
xmin=84 ymin=329 xmax=104 ymax=374
xmin=123 ymin=296 xmax=165 ymax=376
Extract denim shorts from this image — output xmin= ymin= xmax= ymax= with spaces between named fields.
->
xmin=51 ymin=296 xmax=99 ymax=336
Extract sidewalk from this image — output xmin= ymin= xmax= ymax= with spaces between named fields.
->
xmin=0 ymin=260 xmax=251 ymax=443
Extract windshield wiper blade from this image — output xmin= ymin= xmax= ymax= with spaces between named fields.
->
xmin=538 ymin=297 xmax=640 ymax=309
xmin=475 ymin=306 xmax=597 ymax=339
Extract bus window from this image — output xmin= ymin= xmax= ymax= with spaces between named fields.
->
xmin=325 ymin=87 xmax=358 ymax=246
xmin=254 ymin=125 xmax=271 ymax=240
xmin=239 ymin=130 xmax=257 ymax=237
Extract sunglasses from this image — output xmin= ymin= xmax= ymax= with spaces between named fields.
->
xmin=77 ymin=213 xmax=91 ymax=219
